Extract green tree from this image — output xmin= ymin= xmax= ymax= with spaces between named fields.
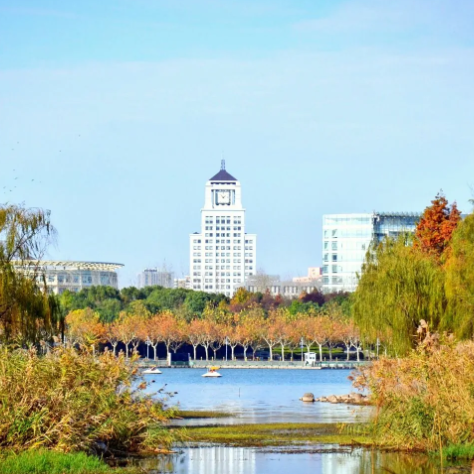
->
xmin=444 ymin=213 xmax=474 ymax=338
xmin=353 ymin=235 xmax=445 ymax=355
xmin=0 ymin=204 xmax=62 ymax=345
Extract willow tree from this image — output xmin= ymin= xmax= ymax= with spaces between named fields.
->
xmin=444 ymin=213 xmax=474 ymax=338
xmin=353 ymin=235 xmax=445 ymax=355
xmin=0 ymin=204 xmax=62 ymax=345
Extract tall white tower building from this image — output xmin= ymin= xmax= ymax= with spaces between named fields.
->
xmin=189 ymin=162 xmax=257 ymax=297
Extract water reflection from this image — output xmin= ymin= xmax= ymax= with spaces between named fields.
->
xmin=135 ymin=447 xmax=472 ymax=474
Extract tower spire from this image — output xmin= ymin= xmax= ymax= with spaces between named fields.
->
xmin=221 ymin=159 xmax=225 ymax=170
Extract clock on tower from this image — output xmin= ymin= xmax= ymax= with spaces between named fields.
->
xmin=216 ymin=190 xmax=230 ymax=205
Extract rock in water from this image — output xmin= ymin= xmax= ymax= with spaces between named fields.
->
xmin=301 ymin=392 xmax=315 ymax=402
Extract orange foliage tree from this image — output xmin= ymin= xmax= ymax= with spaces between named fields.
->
xmin=187 ymin=319 xmax=206 ymax=360
xmin=414 ymin=192 xmax=461 ymax=259
xmin=157 ymin=311 xmax=185 ymax=357
xmin=66 ymin=308 xmax=104 ymax=350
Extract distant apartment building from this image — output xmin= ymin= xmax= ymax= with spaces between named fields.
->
xmin=174 ymin=275 xmax=191 ymax=290
xmin=322 ymin=212 xmax=421 ymax=293
xmin=189 ymin=161 xmax=257 ymax=297
xmin=15 ymin=261 xmax=124 ymax=294
xmin=137 ymin=268 xmax=174 ymax=289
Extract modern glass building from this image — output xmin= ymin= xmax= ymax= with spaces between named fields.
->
xmin=322 ymin=212 xmax=421 ymax=293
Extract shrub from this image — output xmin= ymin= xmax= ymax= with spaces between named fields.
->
xmin=0 ymin=346 xmax=176 ymax=454
xmin=352 ymin=334 xmax=474 ymax=451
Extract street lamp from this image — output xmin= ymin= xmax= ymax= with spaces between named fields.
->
xmin=225 ymin=336 xmax=229 ymax=361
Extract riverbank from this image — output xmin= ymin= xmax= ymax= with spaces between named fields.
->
xmin=179 ymin=422 xmax=371 ymax=447
xmin=0 ymin=451 xmax=139 ymax=474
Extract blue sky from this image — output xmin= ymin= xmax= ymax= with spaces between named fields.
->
xmin=1 ymin=0 xmax=473 ymax=286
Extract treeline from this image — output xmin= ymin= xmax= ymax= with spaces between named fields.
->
xmin=59 ymin=285 xmax=352 ymax=323
xmin=66 ymin=303 xmax=361 ymax=362
xmin=354 ymin=192 xmax=474 ymax=355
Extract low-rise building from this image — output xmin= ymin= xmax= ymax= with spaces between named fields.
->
xmin=292 ymin=267 xmax=322 ymax=285
xmin=174 ymin=276 xmax=191 ymax=290
xmin=245 ymin=274 xmax=319 ymax=299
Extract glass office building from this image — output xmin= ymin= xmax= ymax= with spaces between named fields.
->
xmin=322 ymin=212 xmax=421 ymax=293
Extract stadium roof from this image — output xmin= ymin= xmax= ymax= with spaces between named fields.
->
xmin=15 ymin=261 xmax=124 ymax=271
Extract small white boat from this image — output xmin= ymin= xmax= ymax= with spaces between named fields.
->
xmin=202 ymin=366 xmax=222 ymax=378
xmin=143 ymin=367 xmax=162 ymax=375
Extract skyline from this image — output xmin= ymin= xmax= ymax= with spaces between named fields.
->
xmin=1 ymin=0 xmax=473 ymax=286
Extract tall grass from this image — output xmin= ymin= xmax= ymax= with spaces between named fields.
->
xmin=352 ymin=335 xmax=474 ymax=451
xmin=0 ymin=346 xmax=176 ymax=454
xmin=0 ymin=450 xmax=112 ymax=474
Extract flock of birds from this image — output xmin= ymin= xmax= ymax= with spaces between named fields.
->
xmin=3 ymin=140 xmax=50 ymax=195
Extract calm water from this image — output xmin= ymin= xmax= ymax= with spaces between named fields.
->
xmin=134 ymin=447 xmax=472 ymax=474
xmin=143 ymin=368 xmax=370 ymax=424
xmin=139 ymin=369 xmax=471 ymax=473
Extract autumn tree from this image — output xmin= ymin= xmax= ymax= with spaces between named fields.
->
xmin=271 ymin=308 xmax=292 ymax=361
xmin=259 ymin=310 xmax=285 ymax=360
xmin=66 ymin=308 xmax=104 ymax=349
xmin=229 ymin=287 xmax=255 ymax=312
xmin=187 ymin=319 xmax=206 ymax=360
xmin=414 ymin=192 xmax=461 ymax=260
xmin=312 ymin=316 xmax=332 ymax=362
xmin=103 ymin=321 xmax=121 ymax=356
xmin=225 ymin=322 xmax=241 ymax=360
xmin=115 ymin=312 xmax=142 ymax=358
xmin=210 ymin=323 xmax=226 ymax=360
xmin=242 ymin=307 xmax=265 ymax=359
xmin=339 ymin=319 xmax=360 ymax=361
xmin=157 ymin=311 xmax=184 ymax=356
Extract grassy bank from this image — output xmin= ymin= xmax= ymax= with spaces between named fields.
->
xmin=174 ymin=410 xmax=234 ymax=419
xmin=180 ymin=423 xmax=371 ymax=447
xmin=0 ymin=450 xmax=138 ymax=474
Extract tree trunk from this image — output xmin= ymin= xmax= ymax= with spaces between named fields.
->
xmin=345 ymin=343 xmax=351 ymax=361
xmin=193 ymin=345 xmax=198 ymax=360
xmin=125 ymin=342 xmax=130 ymax=358
xmin=317 ymin=344 xmax=323 ymax=362
xmin=152 ymin=344 xmax=158 ymax=360
xmin=112 ymin=342 xmax=117 ymax=357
